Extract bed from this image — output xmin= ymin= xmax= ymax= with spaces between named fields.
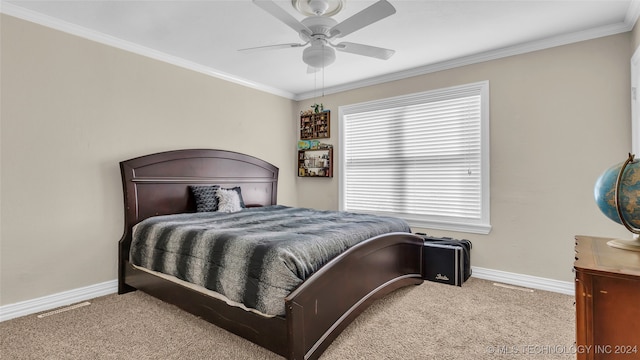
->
xmin=118 ymin=149 xmax=424 ymax=360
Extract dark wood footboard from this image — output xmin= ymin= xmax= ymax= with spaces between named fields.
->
xmin=121 ymin=231 xmax=423 ymax=360
xmin=286 ymin=232 xmax=424 ymax=360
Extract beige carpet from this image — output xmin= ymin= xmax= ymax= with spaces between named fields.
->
xmin=0 ymin=278 xmax=575 ymax=359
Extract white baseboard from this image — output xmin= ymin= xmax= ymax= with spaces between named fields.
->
xmin=0 ymin=268 xmax=574 ymax=322
xmin=471 ymin=266 xmax=575 ymax=295
xmin=0 ymin=280 xmax=118 ymax=322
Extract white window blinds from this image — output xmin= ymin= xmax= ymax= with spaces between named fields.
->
xmin=340 ymin=81 xmax=491 ymax=234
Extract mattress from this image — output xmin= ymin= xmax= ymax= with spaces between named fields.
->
xmin=129 ymin=205 xmax=411 ymax=316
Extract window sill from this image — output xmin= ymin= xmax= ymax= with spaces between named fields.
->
xmin=405 ymin=218 xmax=491 ymax=235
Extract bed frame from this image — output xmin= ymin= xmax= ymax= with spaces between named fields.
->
xmin=118 ymin=149 xmax=424 ymax=360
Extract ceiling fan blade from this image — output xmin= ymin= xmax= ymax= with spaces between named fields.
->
xmin=253 ymin=0 xmax=311 ymax=37
xmin=334 ymin=42 xmax=395 ymax=60
xmin=238 ymin=43 xmax=306 ymax=52
xmin=329 ymin=0 xmax=396 ymax=38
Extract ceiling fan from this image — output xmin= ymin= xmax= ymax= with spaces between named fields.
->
xmin=241 ymin=0 xmax=396 ymax=71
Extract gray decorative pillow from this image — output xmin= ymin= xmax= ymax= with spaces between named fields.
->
xmin=215 ymin=188 xmax=243 ymax=213
xmin=189 ymin=185 xmax=220 ymax=212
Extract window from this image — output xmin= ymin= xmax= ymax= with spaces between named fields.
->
xmin=339 ymin=81 xmax=491 ymax=234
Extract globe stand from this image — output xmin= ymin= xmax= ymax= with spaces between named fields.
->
xmin=607 ymin=153 xmax=640 ymax=252
xmin=607 ymin=235 xmax=640 ymax=252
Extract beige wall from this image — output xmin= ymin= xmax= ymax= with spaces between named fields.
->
xmin=297 ymin=33 xmax=632 ymax=282
xmin=0 ymin=15 xmax=297 ymax=305
xmin=0 ymin=13 xmax=635 ymax=306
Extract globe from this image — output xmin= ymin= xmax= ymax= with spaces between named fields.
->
xmin=594 ymin=153 xmax=640 ymax=251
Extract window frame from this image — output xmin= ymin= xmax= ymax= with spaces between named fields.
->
xmin=338 ymin=81 xmax=491 ymax=234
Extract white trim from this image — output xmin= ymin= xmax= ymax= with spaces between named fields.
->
xmin=0 ymin=268 xmax=573 ymax=322
xmin=0 ymin=1 xmax=636 ymax=101
xmin=471 ymin=267 xmax=574 ymax=296
xmin=406 ymin=218 xmax=492 ymax=235
xmin=625 ymin=0 xmax=640 ymax=26
xmin=0 ymin=2 xmax=296 ymax=100
xmin=0 ymin=280 xmax=118 ymax=322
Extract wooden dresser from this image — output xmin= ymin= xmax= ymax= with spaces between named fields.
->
xmin=574 ymin=235 xmax=640 ymax=360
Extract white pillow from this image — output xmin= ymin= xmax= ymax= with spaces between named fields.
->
xmin=215 ymin=188 xmax=242 ymax=213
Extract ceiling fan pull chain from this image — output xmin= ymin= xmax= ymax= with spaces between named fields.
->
xmin=322 ymin=44 xmax=325 ymax=97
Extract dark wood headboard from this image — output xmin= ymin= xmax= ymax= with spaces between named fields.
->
xmin=120 ymin=149 xmax=279 ymax=228
xmin=118 ymin=149 xmax=279 ymax=291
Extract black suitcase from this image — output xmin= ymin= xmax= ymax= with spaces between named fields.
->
xmin=415 ymin=233 xmax=472 ymax=286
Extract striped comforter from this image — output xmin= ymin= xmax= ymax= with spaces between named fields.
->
xmin=130 ymin=205 xmax=411 ymax=316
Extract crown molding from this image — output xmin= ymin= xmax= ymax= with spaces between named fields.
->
xmin=2 ymin=1 xmax=637 ymax=102
xmin=625 ymin=0 xmax=640 ymax=26
xmin=295 ymin=19 xmax=636 ymax=100
xmin=0 ymin=2 xmax=297 ymax=100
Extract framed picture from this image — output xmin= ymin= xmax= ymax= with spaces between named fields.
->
xmin=297 ymin=148 xmax=333 ymax=177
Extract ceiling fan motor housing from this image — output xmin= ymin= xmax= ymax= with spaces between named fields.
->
xmin=300 ymin=16 xmax=338 ymax=41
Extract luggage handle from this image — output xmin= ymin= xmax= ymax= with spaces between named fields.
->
xmin=414 ymin=233 xmax=472 ymax=249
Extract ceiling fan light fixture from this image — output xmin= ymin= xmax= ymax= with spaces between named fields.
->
xmin=303 ymin=44 xmax=336 ymax=68
xmin=292 ymin=0 xmax=345 ymax=16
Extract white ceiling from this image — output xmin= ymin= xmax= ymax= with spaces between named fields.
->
xmin=2 ymin=0 xmax=639 ymax=100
